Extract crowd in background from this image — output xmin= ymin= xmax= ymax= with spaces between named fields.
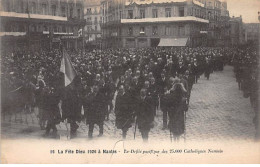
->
xmin=232 ymin=47 xmax=259 ymax=130
xmin=1 ymin=46 xmax=258 ymax=141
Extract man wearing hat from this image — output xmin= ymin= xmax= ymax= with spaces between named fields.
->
xmin=136 ymin=89 xmax=154 ymax=142
xmin=115 ymin=85 xmax=134 ymax=139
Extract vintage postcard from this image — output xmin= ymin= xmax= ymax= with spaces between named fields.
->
xmin=0 ymin=0 xmax=260 ymax=164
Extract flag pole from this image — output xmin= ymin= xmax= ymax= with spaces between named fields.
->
xmin=133 ymin=116 xmax=137 ymax=140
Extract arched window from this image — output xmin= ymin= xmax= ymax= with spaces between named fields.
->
xmin=31 ymin=2 xmax=36 ymax=14
xmin=62 ymin=26 xmax=66 ymax=33
xmin=18 ymin=24 xmax=25 ymax=32
xmin=69 ymin=7 xmax=73 ymax=18
xmin=19 ymin=1 xmax=24 ymax=13
xmin=43 ymin=26 xmax=48 ymax=32
xmin=77 ymin=9 xmax=81 ymax=19
xmin=51 ymin=5 xmax=56 ymax=16
xmin=5 ymin=24 xmax=11 ymax=32
xmin=6 ymin=0 xmax=11 ymax=12
xmin=61 ymin=6 xmax=66 ymax=17
xmin=30 ymin=25 xmax=37 ymax=32
xmin=42 ymin=4 xmax=47 ymax=15
xmin=53 ymin=26 xmax=57 ymax=33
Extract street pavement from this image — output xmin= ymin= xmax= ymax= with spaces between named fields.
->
xmin=1 ymin=66 xmax=256 ymax=142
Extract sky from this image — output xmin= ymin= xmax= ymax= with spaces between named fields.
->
xmin=226 ymin=0 xmax=260 ymax=23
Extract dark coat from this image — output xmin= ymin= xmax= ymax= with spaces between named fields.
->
xmin=84 ymin=92 xmax=106 ymax=125
xmin=177 ymin=65 xmax=187 ymax=75
xmin=136 ymin=96 xmax=154 ymax=131
xmin=115 ymin=93 xmax=134 ymax=130
xmin=107 ymin=82 xmax=116 ymax=101
xmin=148 ymin=83 xmax=159 ymax=108
xmin=156 ymin=77 xmax=168 ymax=95
xmin=35 ymin=87 xmax=48 ymax=109
xmin=61 ymin=87 xmax=82 ymax=122
xmin=180 ymin=78 xmax=188 ymax=93
xmin=165 ymin=64 xmax=176 ymax=78
xmin=160 ymin=93 xmax=168 ymax=113
xmin=167 ymin=89 xmax=185 ymax=136
xmin=130 ymin=81 xmax=142 ymax=97
xmin=45 ymin=90 xmax=61 ymax=124
xmin=204 ymin=62 xmax=212 ymax=76
xmin=99 ymin=83 xmax=110 ymax=104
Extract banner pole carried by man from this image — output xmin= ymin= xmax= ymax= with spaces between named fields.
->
xmin=60 ymin=48 xmax=83 ymax=139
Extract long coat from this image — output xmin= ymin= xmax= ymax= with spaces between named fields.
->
xmin=204 ymin=62 xmax=212 ymax=77
xmin=167 ymin=90 xmax=185 ymax=136
xmin=84 ymin=92 xmax=106 ymax=125
xmin=136 ymin=96 xmax=154 ymax=131
xmin=156 ymin=77 xmax=168 ymax=96
xmin=45 ymin=90 xmax=61 ymax=124
xmin=61 ymin=87 xmax=82 ymax=123
xmin=115 ymin=93 xmax=134 ymax=130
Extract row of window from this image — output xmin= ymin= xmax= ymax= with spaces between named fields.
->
xmin=86 ymin=25 xmax=100 ymax=32
xmin=126 ymin=26 xmax=187 ymax=36
xmin=127 ymin=7 xmax=185 ymax=19
xmin=207 ymin=11 xmax=221 ymax=21
xmin=86 ymin=17 xmax=102 ymax=24
xmin=86 ymin=7 xmax=101 ymax=14
xmin=206 ymin=1 xmax=221 ymax=9
xmin=1 ymin=23 xmax=79 ymax=34
xmin=1 ymin=0 xmax=82 ymax=19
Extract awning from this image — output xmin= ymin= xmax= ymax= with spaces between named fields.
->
xmin=0 ymin=11 xmax=67 ymax=21
xmin=158 ymin=38 xmax=188 ymax=47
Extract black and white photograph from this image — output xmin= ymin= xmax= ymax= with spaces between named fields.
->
xmin=0 ymin=0 xmax=259 ymax=164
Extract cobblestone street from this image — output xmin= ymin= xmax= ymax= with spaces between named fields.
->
xmin=1 ymin=66 xmax=256 ymax=142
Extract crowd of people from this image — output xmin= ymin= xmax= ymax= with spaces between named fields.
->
xmin=1 ymin=46 xmax=258 ymax=141
xmin=232 ymin=47 xmax=259 ymax=132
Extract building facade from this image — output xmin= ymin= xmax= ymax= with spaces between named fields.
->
xmin=84 ymin=0 xmax=102 ymax=48
xmin=220 ymin=0 xmax=229 ymax=17
xmin=217 ymin=0 xmax=230 ymax=46
xmin=229 ymin=16 xmax=245 ymax=46
xmin=245 ymin=23 xmax=260 ymax=45
xmin=101 ymin=0 xmax=209 ymax=48
xmin=204 ymin=0 xmax=222 ymax=46
xmin=0 ymin=0 xmax=85 ymax=51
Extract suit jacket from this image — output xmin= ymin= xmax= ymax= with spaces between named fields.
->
xmin=136 ymin=96 xmax=154 ymax=131
xmin=115 ymin=93 xmax=134 ymax=129
xmin=156 ymin=77 xmax=168 ymax=95
xmin=84 ymin=92 xmax=106 ymax=124
xmin=61 ymin=87 xmax=82 ymax=122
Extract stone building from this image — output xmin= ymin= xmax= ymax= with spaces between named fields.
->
xmin=217 ymin=0 xmax=230 ymax=46
xmin=204 ymin=0 xmax=221 ymax=46
xmin=245 ymin=23 xmax=260 ymax=45
xmin=0 ymin=0 xmax=85 ymax=51
xmin=84 ymin=0 xmax=102 ymax=48
xmin=229 ymin=16 xmax=245 ymax=46
xmin=101 ymin=0 xmax=209 ymax=48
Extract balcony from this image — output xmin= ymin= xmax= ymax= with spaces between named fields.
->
xmin=121 ymin=16 xmax=209 ymax=24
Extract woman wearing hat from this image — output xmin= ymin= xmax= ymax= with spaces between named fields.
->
xmin=167 ymin=79 xmax=187 ymax=142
